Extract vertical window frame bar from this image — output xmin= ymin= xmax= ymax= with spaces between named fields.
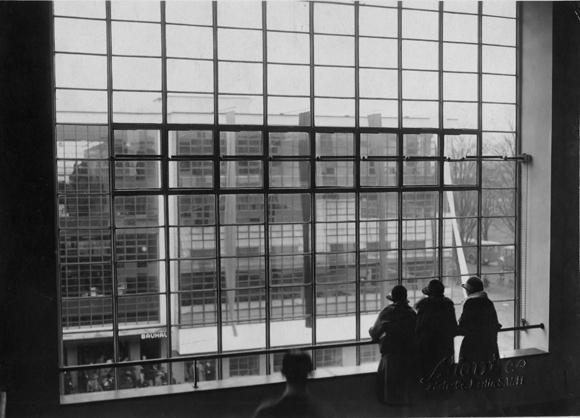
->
xmin=309 ymin=0 xmax=317 ymax=356
xmin=261 ymin=1 xmax=272 ymax=376
xmin=514 ymin=1 xmax=523 ymax=350
xmin=353 ymin=0 xmax=362 ymax=364
xmin=105 ymin=0 xmax=120 ymax=382
xmin=211 ymin=0 xmax=224 ymax=380
xmin=438 ymin=4 xmax=445 ymax=285
xmin=160 ymin=0 xmax=174 ymax=385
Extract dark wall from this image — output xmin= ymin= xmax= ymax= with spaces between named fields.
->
xmin=0 ymin=2 xmax=579 ymax=417
xmin=550 ymin=1 xmax=580 ymax=388
xmin=0 ymin=1 xmax=60 ymax=416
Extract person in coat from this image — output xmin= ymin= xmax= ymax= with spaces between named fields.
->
xmin=415 ymin=279 xmax=457 ymax=416
xmin=458 ymin=276 xmax=504 ymax=416
xmin=369 ymin=285 xmax=421 ymax=407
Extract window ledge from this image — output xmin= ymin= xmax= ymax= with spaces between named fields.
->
xmin=61 ymin=349 xmax=547 ymax=405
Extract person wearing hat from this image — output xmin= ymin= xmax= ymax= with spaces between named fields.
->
xmin=415 ymin=279 xmax=457 ymax=415
xmin=254 ymin=350 xmax=333 ymax=418
xmin=369 ymin=285 xmax=421 ymax=407
xmin=458 ymin=276 xmax=504 ymax=415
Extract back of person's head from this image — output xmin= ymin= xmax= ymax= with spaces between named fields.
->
xmin=281 ymin=350 xmax=313 ymax=386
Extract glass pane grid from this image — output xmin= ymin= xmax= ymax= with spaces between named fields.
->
xmin=54 ymin=2 xmax=519 ymax=396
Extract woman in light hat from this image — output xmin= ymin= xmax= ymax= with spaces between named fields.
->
xmin=369 ymin=285 xmax=421 ymax=407
xmin=458 ymin=276 xmax=504 ymax=416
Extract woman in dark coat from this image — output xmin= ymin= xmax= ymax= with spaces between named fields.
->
xmin=458 ymin=276 xmax=504 ymax=416
xmin=369 ymin=285 xmax=421 ymax=406
xmin=416 ymin=280 xmax=457 ymax=376
xmin=415 ymin=279 xmax=458 ymax=415
xmin=458 ymin=276 xmax=501 ymax=365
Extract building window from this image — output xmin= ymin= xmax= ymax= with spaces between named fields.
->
xmin=53 ymin=1 xmax=518 ymax=397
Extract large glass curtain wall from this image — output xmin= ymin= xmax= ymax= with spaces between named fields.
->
xmin=54 ymin=1 xmax=518 ymax=396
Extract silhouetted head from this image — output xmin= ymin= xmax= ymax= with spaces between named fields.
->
xmin=386 ymin=285 xmax=408 ymax=303
xmin=462 ymin=276 xmax=484 ymax=294
xmin=282 ymin=350 xmax=313 ymax=386
xmin=422 ymin=279 xmax=445 ymax=297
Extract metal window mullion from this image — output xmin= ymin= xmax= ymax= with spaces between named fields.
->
xmin=514 ymin=1 xmax=522 ymax=350
xmin=160 ymin=1 xmax=174 ymax=384
xmin=476 ymin=2 xmax=483 ymax=279
xmin=397 ymin=2 xmax=403 ymax=286
xmin=353 ymin=1 xmax=361 ymax=364
xmin=261 ymin=1 xmax=272 ymax=376
xmin=212 ymin=1 xmax=224 ymax=380
xmin=104 ymin=1 xmax=121 ymax=379
xmin=438 ymin=3 xmax=444 ymax=282
xmin=309 ymin=0 xmax=317 ymax=355
xmin=51 ymin=2 xmax=66 ymax=386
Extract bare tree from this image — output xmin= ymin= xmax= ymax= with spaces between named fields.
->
xmin=447 ymin=133 xmax=516 ymax=244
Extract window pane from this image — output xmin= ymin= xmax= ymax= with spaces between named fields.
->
xmin=268 ymin=32 xmax=310 ymax=64
xmin=359 ymin=101 xmax=398 ymax=127
xmin=483 ymin=75 xmax=516 ymax=103
xmin=218 ymin=29 xmax=263 ymax=62
xmin=168 ymin=94 xmax=214 ymax=124
xmin=112 ymin=22 xmax=161 ymax=56
xmin=314 ymin=99 xmax=355 ymax=127
xmin=444 ymin=43 xmax=478 ymax=72
xmin=114 ymin=130 xmax=161 ymax=155
xmin=314 ymin=3 xmax=354 ymax=35
xmin=483 ymin=2 xmax=517 ymax=18
xmin=218 ymin=96 xmax=263 ymax=125
xmin=56 ymin=125 xmax=109 ymax=159
xmin=360 ymin=192 xmax=399 ymax=220
xmin=483 ymin=46 xmax=516 ymax=75
xmin=359 ymin=6 xmax=398 ymax=38
xmin=268 ymin=65 xmax=310 ymax=96
xmin=166 ymin=1 xmax=213 ymax=25
xmin=359 ymin=38 xmax=398 ymax=68
xmin=170 ymin=131 xmax=213 ymax=157
xmin=167 ymin=60 xmax=213 ymax=93
xmin=402 ymin=10 xmax=439 ymax=40
xmin=402 ymin=41 xmax=439 ymax=70
xmin=315 ymin=133 xmax=354 ymax=156
xmin=482 ymin=104 xmax=516 ymax=131
xmin=55 ymin=54 xmax=107 ymax=90
xmin=113 ymin=92 xmax=162 ymax=123
xmin=54 ymin=18 xmax=106 ymax=54
xmin=113 ymin=57 xmax=161 ymax=91
xmin=268 ymin=97 xmax=311 ymax=125
xmin=444 ymin=2 xmax=478 ymax=14
xmin=360 ymin=69 xmax=398 ymax=99
xmin=403 ymin=71 xmax=439 ymax=100
xmin=56 ymin=90 xmax=108 ymax=124
xmin=402 ymin=101 xmax=439 ymax=128
xmin=314 ymin=35 xmax=354 ymax=66
xmin=218 ymin=2 xmax=262 ymax=29
xmin=444 ymin=102 xmax=478 ymax=129
xmin=315 ymin=67 xmax=354 ymax=98
xmin=483 ymin=17 xmax=517 ymax=46
xmin=111 ymin=1 xmax=160 ymax=21
xmin=54 ymin=2 xmax=105 ymax=18
xmin=219 ymin=62 xmax=263 ymax=95
xmin=444 ymin=73 xmax=478 ymax=101
xmin=166 ymin=26 xmax=213 ymax=59
xmin=444 ymin=13 xmax=478 ymax=43
xmin=267 ymin=2 xmax=309 ymax=32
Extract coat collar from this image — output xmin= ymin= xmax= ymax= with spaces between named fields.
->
xmin=462 ymin=290 xmax=488 ymax=304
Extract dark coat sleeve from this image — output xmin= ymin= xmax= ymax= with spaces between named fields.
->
xmin=369 ymin=306 xmax=392 ymax=342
